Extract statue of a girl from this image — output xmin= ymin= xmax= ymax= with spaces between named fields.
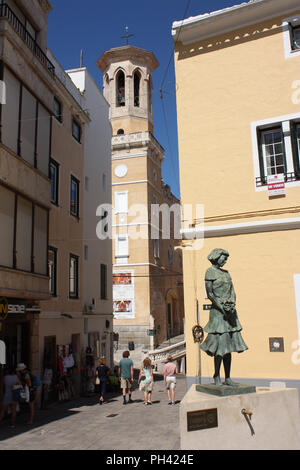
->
xmin=200 ymin=249 xmax=248 ymax=386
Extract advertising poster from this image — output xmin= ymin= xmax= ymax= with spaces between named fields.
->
xmin=113 ymin=270 xmax=135 ymax=319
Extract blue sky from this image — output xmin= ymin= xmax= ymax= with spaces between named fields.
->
xmin=47 ymin=0 xmax=246 ymax=198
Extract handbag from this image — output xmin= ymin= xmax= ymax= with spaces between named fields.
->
xmin=12 ymin=384 xmax=29 ymax=403
xmin=95 ymin=377 xmax=100 ymax=385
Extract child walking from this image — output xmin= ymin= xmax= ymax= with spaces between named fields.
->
xmin=139 ymin=357 xmax=154 ymax=405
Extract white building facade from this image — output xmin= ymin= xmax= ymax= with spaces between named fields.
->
xmin=68 ymin=68 xmax=113 ymax=367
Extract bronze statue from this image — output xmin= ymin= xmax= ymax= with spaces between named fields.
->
xmin=200 ymin=249 xmax=248 ymax=386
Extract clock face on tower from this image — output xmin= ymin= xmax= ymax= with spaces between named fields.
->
xmin=114 ymin=164 xmax=128 ymax=178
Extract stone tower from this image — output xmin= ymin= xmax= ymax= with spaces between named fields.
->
xmin=97 ymin=45 xmax=158 ymax=135
xmin=97 ymin=46 xmax=184 ymax=355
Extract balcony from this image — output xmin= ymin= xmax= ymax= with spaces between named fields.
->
xmin=0 ymin=3 xmax=55 ymax=76
xmin=255 ymin=172 xmax=298 ymax=187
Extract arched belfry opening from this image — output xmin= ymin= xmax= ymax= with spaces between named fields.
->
xmin=116 ymin=70 xmax=125 ymax=107
xmin=97 ymin=46 xmax=159 ymax=134
xmin=134 ymin=70 xmax=141 ymax=107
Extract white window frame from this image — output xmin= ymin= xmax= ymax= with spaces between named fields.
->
xmin=260 ymin=127 xmax=286 ymax=177
xmin=282 ymin=15 xmax=300 ymax=59
xmin=114 ymin=191 xmax=128 ymax=214
xmin=115 ymin=235 xmax=129 ymax=265
xmin=251 ymin=112 xmax=300 ymax=191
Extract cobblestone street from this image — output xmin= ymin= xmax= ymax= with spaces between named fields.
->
xmin=0 ymin=374 xmax=186 ymax=450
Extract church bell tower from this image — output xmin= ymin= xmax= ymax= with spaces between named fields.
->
xmin=97 ymin=45 xmax=159 ymax=136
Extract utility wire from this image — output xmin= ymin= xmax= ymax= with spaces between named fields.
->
xmin=158 ymin=0 xmax=193 ymax=199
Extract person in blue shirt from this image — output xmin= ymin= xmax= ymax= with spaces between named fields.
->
xmin=118 ymin=351 xmax=134 ymax=405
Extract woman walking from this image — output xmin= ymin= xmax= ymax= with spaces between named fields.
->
xmin=139 ymin=357 xmax=154 ymax=405
xmin=0 ymin=367 xmax=20 ymax=428
xmin=163 ymin=355 xmax=178 ymax=405
xmin=95 ymin=359 xmax=110 ymax=405
xmin=16 ymin=363 xmax=35 ymax=425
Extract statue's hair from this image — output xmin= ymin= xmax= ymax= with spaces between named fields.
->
xmin=208 ymin=248 xmax=229 ymax=264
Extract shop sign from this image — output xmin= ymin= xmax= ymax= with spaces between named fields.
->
xmin=267 ymin=174 xmax=285 ymax=197
xmin=0 ymin=297 xmax=8 ymax=320
xmin=8 ymin=304 xmax=26 ymax=314
xmin=0 ymin=298 xmax=26 ymax=318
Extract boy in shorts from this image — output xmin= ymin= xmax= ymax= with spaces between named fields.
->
xmin=163 ymin=355 xmax=178 ymax=405
xmin=118 ymin=350 xmax=134 ymax=405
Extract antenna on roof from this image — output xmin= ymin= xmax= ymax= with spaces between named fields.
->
xmin=80 ymin=49 xmax=83 ymax=68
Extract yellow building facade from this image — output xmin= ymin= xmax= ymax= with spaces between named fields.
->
xmin=172 ymin=0 xmax=300 ymax=389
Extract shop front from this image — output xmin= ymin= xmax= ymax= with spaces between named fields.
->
xmin=0 ymin=297 xmax=40 ymax=403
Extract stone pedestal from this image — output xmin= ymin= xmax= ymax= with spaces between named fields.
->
xmin=180 ymin=385 xmax=300 ymax=450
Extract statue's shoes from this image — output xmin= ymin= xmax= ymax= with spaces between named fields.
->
xmin=213 ymin=376 xmax=222 ymax=387
xmin=224 ymin=378 xmax=238 ymax=387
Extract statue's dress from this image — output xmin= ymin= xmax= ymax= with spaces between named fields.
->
xmin=200 ymin=266 xmax=248 ymax=357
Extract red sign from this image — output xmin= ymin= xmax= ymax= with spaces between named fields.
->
xmin=267 ymin=174 xmax=285 ymax=196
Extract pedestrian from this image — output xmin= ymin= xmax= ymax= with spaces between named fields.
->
xmin=16 ymin=363 xmax=36 ymax=425
xmin=138 ymin=357 xmax=154 ymax=405
xmin=0 ymin=367 xmax=20 ymax=428
xmin=118 ymin=350 xmax=134 ymax=405
xmin=163 ymin=355 xmax=178 ymax=405
xmin=95 ymin=358 xmax=110 ymax=405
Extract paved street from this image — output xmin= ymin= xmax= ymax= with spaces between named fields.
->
xmin=0 ymin=374 xmax=186 ymax=450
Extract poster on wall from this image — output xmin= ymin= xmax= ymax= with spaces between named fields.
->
xmin=113 ymin=270 xmax=135 ymax=319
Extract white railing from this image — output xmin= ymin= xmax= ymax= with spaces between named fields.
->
xmin=143 ymin=340 xmax=186 ymax=365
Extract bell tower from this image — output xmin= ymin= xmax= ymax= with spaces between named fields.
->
xmin=97 ymin=46 xmax=159 ymax=135
xmin=96 ymin=44 xmax=176 ymax=354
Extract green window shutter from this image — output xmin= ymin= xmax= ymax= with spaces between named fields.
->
xmin=290 ymin=121 xmax=300 ymax=177
xmin=288 ymin=23 xmax=296 ymax=51
xmin=256 ymin=127 xmax=265 ymax=183
xmin=280 ymin=124 xmax=288 ymax=176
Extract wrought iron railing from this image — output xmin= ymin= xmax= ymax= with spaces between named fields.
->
xmin=256 ymin=172 xmax=297 ymax=187
xmin=144 ymin=340 xmax=186 ymax=365
xmin=0 ymin=3 xmax=55 ymax=76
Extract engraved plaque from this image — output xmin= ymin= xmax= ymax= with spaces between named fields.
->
xmin=187 ymin=408 xmax=218 ymax=432
xmin=269 ymin=337 xmax=284 ymax=352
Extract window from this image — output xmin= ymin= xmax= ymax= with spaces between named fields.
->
xmin=117 ymin=129 xmax=124 ymax=135
xmin=53 ymin=97 xmax=62 ymax=122
xmin=69 ymin=254 xmax=79 ymax=299
xmin=260 ymin=127 xmax=285 ymax=176
xmin=84 ymin=245 xmax=88 ymax=260
xmin=291 ymin=121 xmax=300 ymax=178
xmin=100 ymin=264 xmax=108 ymax=300
xmin=134 ymin=71 xmax=141 ymax=107
xmin=50 ymin=159 xmax=59 ymax=205
xmin=115 ymin=191 xmax=128 ymax=213
xmin=72 ymin=118 xmax=81 ymax=143
xmin=48 ymin=247 xmax=57 ymax=296
xmin=115 ymin=235 xmax=129 ymax=265
xmin=0 ymin=185 xmax=49 ymax=274
xmin=283 ymin=17 xmax=300 ymax=58
xmin=154 ymin=239 xmax=160 ymax=259
xmin=1 ymin=66 xmax=51 ymax=176
xmin=0 ymin=185 xmax=15 ymax=268
xmin=116 ymin=70 xmax=125 ymax=107
xmin=254 ymin=117 xmax=300 ymax=187
xmin=70 ymin=176 xmax=80 ymax=218
xmin=102 ymin=173 xmax=107 ymax=191
xmin=291 ymin=25 xmax=300 ymax=51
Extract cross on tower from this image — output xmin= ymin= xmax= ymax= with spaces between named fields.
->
xmin=121 ymin=26 xmax=134 ymax=45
